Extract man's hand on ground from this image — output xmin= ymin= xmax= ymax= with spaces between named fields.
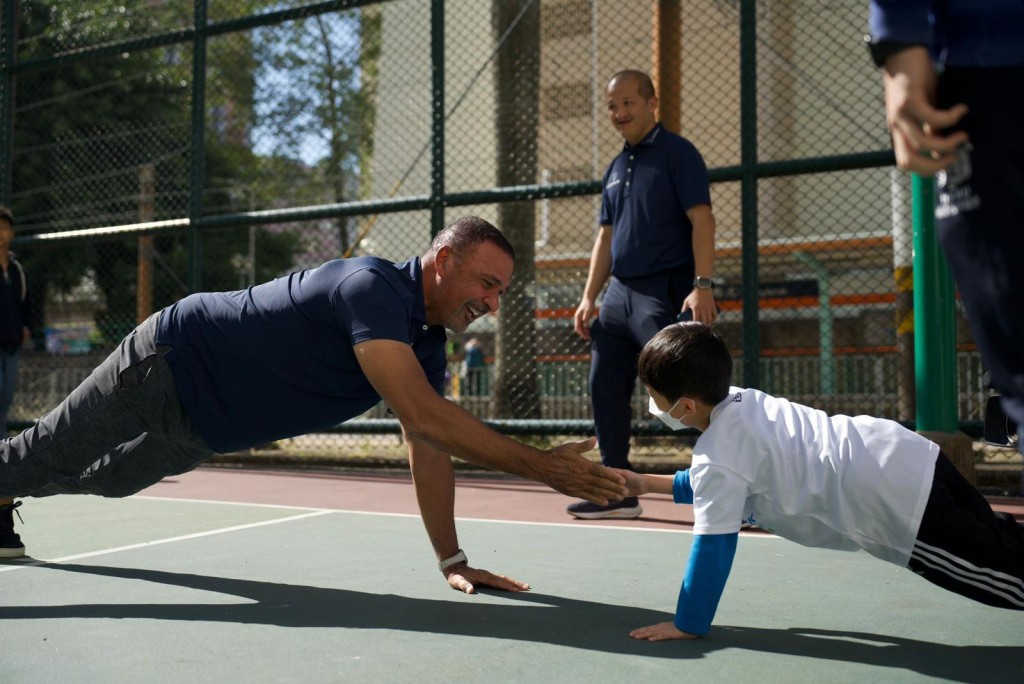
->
xmin=444 ymin=564 xmax=531 ymax=594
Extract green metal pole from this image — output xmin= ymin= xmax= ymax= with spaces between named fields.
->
xmin=188 ymin=0 xmax=208 ymax=293
xmin=912 ymin=173 xmax=958 ymax=431
xmin=1 ymin=0 xmax=18 ymax=204
xmin=429 ymin=0 xmax=445 ymax=238
xmin=794 ymin=251 xmax=835 ymax=395
xmin=739 ymin=0 xmax=760 ymax=387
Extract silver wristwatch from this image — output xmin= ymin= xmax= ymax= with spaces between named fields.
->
xmin=694 ymin=276 xmax=713 ymax=290
xmin=438 ymin=549 xmax=468 ymax=572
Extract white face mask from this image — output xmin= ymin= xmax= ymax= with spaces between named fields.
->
xmin=649 ymin=395 xmax=686 ymax=431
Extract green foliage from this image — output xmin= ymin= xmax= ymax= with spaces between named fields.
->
xmin=10 ymin=0 xmax=304 ymax=333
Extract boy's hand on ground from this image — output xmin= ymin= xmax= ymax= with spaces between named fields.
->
xmin=608 ymin=467 xmax=647 ymax=497
xmin=629 ymin=621 xmax=700 ymax=641
xmin=444 ymin=564 xmax=531 ymax=595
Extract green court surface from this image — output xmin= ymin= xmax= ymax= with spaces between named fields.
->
xmin=1 ymin=476 xmax=1022 ymax=683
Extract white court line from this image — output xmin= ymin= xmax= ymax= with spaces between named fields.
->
xmin=0 ymin=509 xmax=333 ymax=574
xmin=140 ymin=494 xmax=693 ymax=531
xmin=1 ymin=497 xmax=778 ymax=576
xmin=137 ymin=494 xmax=427 ymax=519
xmin=450 ymin=515 xmax=778 ymax=538
xmin=135 ymin=494 xmax=346 ymax=513
xmin=143 ymin=494 xmax=777 ymax=538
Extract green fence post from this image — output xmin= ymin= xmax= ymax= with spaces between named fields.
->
xmin=912 ymin=174 xmax=956 ymax=430
xmin=912 ymin=173 xmax=975 ymax=480
xmin=430 ymin=0 xmax=445 ymax=238
xmin=0 ymin=0 xmax=16 ymax=204
xmin=739 ymin=0 xmax=760 ymax=388
xmin=188 ymin=0 xmax=208 ymax=293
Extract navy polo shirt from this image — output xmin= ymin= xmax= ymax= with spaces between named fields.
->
xmin=599 ymin=123 xmax=712 ymax=278
xmin=155 ymin=256 xmax=447 ymax=453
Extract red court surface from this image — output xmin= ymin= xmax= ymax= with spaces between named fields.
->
xmin=142 ymin=465 xmax=1024 ymax=528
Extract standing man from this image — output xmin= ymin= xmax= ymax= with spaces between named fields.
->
xmin=0 ymin=216 xmax=627 ymax=588
xmin=569 ymin=70 xmax=719 ymax=519
xmin=868 ymin=3 xmax=1024 ymax=466
xmin=0 ymin=205 xmax=35 ymax=558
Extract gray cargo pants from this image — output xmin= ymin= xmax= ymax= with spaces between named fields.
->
xmin=0 ymin=312 xmax=212 ymax=498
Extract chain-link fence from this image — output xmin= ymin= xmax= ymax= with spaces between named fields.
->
xmin=1 ymin=1 xmax=1017 ymax=476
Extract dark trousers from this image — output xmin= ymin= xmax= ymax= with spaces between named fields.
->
xmin=589 ymin=268 xmax=693 ymax=469
xmin=909 ymin=453 xmax=1024 ymax=609
xmin=0 ymin=313 xmax=211 ymax=499
xmin=936 ymin=66 xmax=1024 ymax=441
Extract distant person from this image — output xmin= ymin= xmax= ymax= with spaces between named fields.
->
xmin=462 ymin=337 xmax=487 ymax=396
xmin=570 ymin=70 xmax=719 ymax=520
xmin=0 ymin=204 xmax=36 ymax=559
xmin=617 ymin=322 xmax=1023 ymax=641
xmin=0 ymin=216 xmax=626 ymax=590
xmin=444 ymin=339 xmax=460 ymax=396
xmin=868 ymin=3 xmax=1024 ymax=468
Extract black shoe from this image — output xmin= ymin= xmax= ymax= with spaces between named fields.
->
xmin=566 ymin=496 xmax=642 ymax=520
xmin=0 ymin=500 xmax=26 ymax=559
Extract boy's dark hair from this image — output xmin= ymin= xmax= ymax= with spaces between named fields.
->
xmin=637 ymin=322 xmax=732 ymax=406
xmin=429 ymin=215 xmax=515 ymax=263
xmin=0 ymin=204 xmax=13 ymax=226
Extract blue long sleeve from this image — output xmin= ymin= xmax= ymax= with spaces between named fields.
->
xmin=674 ymin=533 xmax=738 ymax=636
xmin=672 ymin=469 xmax=693 ymax=504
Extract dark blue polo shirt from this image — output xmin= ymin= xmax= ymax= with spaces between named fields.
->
xmin=599 ymin=123 xmax=712 ymax=279
xmin=155 ymin=257 xmax=447 ymax=453
xmin=869 ymin=0 xmax=1024 ymax=68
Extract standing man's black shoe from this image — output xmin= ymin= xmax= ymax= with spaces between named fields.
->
xmin=567 ymin=496 xmax=643 ymax=520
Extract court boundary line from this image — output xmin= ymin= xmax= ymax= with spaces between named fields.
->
xmin=0 ymin=509 xmax=333 ymax=574
xmin=136 ymin=494 xmax=435 ymax=518
xmin=135 ymin=494 xmax=349 ymax=513
xmin=139 ymin=493 xmax=777 ymax=538
xmin=1 ymin=497 xmax=778 ymax=576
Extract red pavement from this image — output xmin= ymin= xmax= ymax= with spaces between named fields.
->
xmin=142 ymin=466 xmax=695 ymax=531
xmin=141 ymin=465 xmax=1024 ymax=528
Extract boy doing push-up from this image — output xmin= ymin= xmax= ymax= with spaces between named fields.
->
xmin=622 ymin=322 xmax=1024 ymax=641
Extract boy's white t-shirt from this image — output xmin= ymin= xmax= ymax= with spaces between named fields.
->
xmin=690 ymin=387 xmax=939 ymax=565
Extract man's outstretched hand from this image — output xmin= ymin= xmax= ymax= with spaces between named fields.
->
xmin=536 ymin=437 xmax=627 ymax=504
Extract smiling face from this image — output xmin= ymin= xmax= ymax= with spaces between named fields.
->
xmin=606 ymin=74 xmax=658 ymax=147
xmin=431 ymin=240 xmax=513 ymax=333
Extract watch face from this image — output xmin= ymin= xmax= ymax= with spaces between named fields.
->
xmin=695 ymin=277 xmax=713 ymax=289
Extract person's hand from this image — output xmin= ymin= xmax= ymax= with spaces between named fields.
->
xmin=629 ymin=621 xmax=700 ymax=641
xmin=443 ymin=563 xmax=531 ymax=595
xmin=882 ymin=47 xmax=969 ymax=176
xmin=608 ymin=467 xmax=647 ymax=498
xmin=573 ymin=297 xmax=596 ymax=341
xmin=681 ymin=288 xmax=717 ymax=325
xmin=540 ymin=437 xmax=627 ymax=504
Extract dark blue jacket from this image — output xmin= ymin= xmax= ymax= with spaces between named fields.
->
xmin=869 ymin=1 xmax=1024 ymax=68
xmin=0 ymin=254 xmax=32 ymax=354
